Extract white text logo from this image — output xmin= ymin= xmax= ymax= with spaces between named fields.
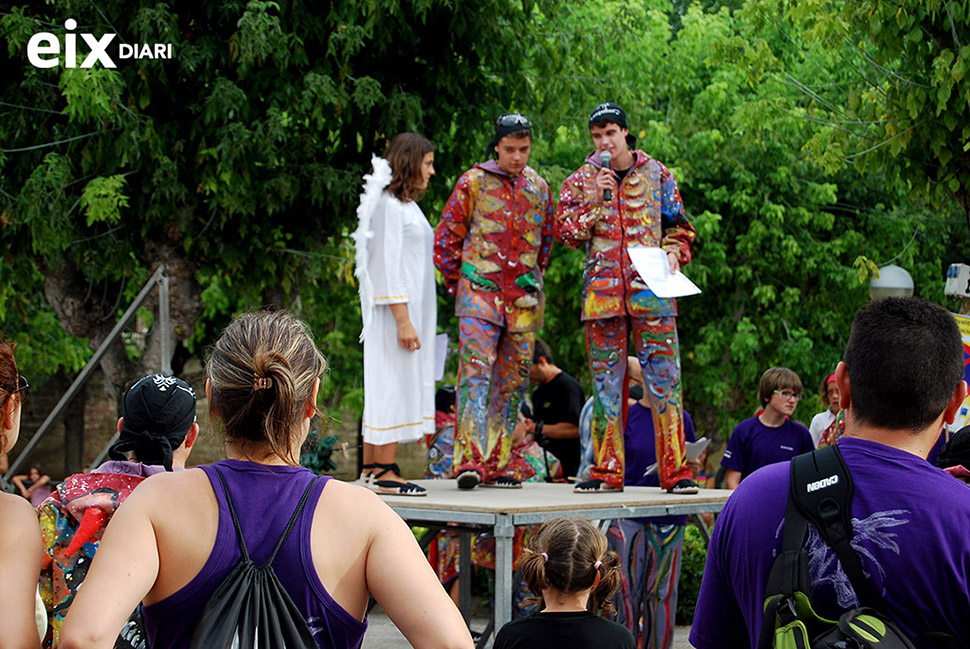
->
xmin=806 ymin=475 xmax=839 ymax=493
xmin=27 ymin=19 xmax=173 ymax=69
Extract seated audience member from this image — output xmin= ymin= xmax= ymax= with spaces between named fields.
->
xmin=691 ymin=297 xmax=970 ymax=648
xmin=526 ymin=340 xmax=584 ymax=479
xmin=38 ymin=374 xmax=199 ymax=648
xmin=808 ymin=372 xmax=840 ymax=447
xmin=13 ymin=465 xmax=52 ymax=508
xmin=0 ymin=336 xmax=44 ymax=649
xmin=494 ymin=517 xmax=635 ymax=649
xmin=427 ymin=385 xmax=457 ymax=479
xmin=937 ymin=424 xmax=970 ymax=484
xmin=720 ymin=367 xmax=813 ymax=489
xmin=59 ymin=311 xmax=472 ymax=649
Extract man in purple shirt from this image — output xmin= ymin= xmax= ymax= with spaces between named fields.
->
xmin=691 ymin=297 xmax=970 ymax=648
xmin=721 ymin=367 xmax=814 ymax=489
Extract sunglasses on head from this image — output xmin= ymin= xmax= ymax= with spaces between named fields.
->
xmin=2 ymin=375 xmax=29 ymax=406
xmin=496 ymin=113 xmax=531 ymax=129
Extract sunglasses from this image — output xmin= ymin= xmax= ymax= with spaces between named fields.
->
xmin=2 ymin=375 xmax=29 ymax=406
xmin=496 ymin=113 xmax=531 ymax=129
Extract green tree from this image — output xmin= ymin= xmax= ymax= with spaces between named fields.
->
xmin=0 ymin=0 xmax=556 ymax=402
xmin=743 ymin=0 xmax=970 ymax=224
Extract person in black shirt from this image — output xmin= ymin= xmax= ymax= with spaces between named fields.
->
xmin=493 ymin=517 xmax=635 ymax=649
xmin=527 ymin=340 xmax=585 ymax=479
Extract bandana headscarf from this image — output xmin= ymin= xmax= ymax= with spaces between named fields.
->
xmin=108 ymin=374 xmax=196 ymax=471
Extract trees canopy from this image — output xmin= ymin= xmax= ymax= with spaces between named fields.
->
xmin=1 ymin=0 xmax=967 ymax=445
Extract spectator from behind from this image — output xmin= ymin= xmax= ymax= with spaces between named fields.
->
xmin=692 ymin=297 xmax=970 ymax=648
xmin=39 ymin=374 xmax=199 ymax=648
xmin=60 ymin=311 xmax=472 ymax=649
xmin=0 ymin=336 xmax=44 ymax=648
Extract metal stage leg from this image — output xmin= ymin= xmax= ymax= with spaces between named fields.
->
xmin=459 ymin=531 xmax=472 ymax=625
xmin=493 ymin=513 xmax=514 ymax=634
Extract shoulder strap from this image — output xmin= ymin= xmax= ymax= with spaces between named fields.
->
xmin=789 ymin=445 xmax=884 ymax=608
xmin=214 ymin=468 xmax=321 ymax=567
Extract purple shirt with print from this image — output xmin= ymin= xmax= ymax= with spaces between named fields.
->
xmin=721 ymin=416 xmax=813 ymax=480
xmin=691 ymin=436 xmax=970 ymax=649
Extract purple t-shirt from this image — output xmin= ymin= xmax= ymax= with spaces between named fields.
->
xmin=721 ymin=416 xmax=813 ymax=480
xmin=691 ymin=436 xmax=970 ymax=649
xmin=142 ymin=460 xmax=367 ymax=649
xmin=625 ymin=403 xmax=696 ymax=524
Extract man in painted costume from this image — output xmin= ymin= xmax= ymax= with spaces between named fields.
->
xmin=38 ymin=374 xmax=198 ymax=648
xmin=691 ymin=297 xmax=970 ymax=648
xmin=557 ymin=102 xmax=697 ymax=494
xmin=434 ymin=113 xmax=555 ymax=489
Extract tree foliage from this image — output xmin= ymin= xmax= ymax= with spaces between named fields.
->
xmin=0 ymin=0 xmax=556 ymax=400
xmin=1 ymin=0 xmax=968 ymax=447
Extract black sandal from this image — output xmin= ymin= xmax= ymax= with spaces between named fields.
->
xmin=372 ymin=462 xmax=427 ymax=497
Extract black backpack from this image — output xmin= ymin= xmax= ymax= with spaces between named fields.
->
xmin=759 ymin=445 xmax=955 ymax=649
xmin=189 ymin=470 xmax=321 ymax=649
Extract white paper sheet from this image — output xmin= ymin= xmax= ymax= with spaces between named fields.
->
xmin=627 ymin=246 xmax=701 ymax=298
xmin=642 ymin=438 xmax=711 ymax=477
xmin=434 ymin=333 xmax=448 ymax=382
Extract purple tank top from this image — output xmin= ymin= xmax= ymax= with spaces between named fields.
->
xmin=141 ymin=460 xmax=368 ymax=648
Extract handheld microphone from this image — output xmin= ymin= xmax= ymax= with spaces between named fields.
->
xmin=599 ymin=150 xmax=613 ymax=201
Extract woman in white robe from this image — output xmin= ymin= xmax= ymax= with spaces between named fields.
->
xmin=353 ymin=133 xmax=436 ymax=496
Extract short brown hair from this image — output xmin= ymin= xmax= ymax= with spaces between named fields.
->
xmin=758 ymin=367 xmax=803 ymax=406
xmin=384 ymin=132 xmax=434 ymax=202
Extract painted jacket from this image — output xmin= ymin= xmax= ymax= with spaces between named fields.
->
xmin=434 ymin=160 xmax=554 ymax=333
xmin=557 ymin=150 xmax=696 ymax=320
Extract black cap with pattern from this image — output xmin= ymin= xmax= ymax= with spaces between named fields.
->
xmin=109 ymin=374 xmax=197 ymax=471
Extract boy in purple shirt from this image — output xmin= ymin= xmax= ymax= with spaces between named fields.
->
xmin=691 ymin=298 xmax=970 ymax=648
xmin=721 ymin=367 xmax=813 ymax=489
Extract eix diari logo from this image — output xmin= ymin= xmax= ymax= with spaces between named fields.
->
xmin=27 ymin=19 xmax=173 ymax=69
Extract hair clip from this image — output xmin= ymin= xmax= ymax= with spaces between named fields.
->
xmin=253 ymin=375 xmax=273 ymax=391
xmin=540 ymin=552 xmax=548 ymax=562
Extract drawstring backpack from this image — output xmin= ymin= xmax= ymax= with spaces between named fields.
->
xmin=189 ymin=470 xmax=321 ymax=649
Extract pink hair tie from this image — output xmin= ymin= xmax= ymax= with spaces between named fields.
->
xmin=540 ymin=552 xmax=548 ymax=562
xmin=594 ymin=560 xmax=602 ymax=569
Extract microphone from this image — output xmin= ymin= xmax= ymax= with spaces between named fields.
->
xmin=599 ymin=150 xmax=613 ymax=202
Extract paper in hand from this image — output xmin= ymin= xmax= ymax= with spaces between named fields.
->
xmin=627 ymin=246 xmax=701 ymax=298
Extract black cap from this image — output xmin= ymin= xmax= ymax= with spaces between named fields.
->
xmin=588 ymin=102 xmax=637 ymax=148
xmin=109 ymin=374 xmax=197 ymax=471
xmin=487 ymin=113 xmax=533 ymax=156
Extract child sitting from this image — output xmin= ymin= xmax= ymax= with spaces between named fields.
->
xmin=493 ymin=517 xmax=635 ymax=649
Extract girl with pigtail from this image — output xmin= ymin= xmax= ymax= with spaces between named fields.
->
xmin=494 ymin=517 xmax=636 ymax=649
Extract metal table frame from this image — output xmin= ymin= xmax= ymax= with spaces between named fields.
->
xmin=382 ymin=480 xmax=732 ymax=643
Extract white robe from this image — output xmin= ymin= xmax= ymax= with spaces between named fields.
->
xmin=360 ymin=192 xmax=436 ymax=444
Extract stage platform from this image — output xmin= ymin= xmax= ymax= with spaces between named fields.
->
xmin=379 ymin=480 xmax=732 ymax=644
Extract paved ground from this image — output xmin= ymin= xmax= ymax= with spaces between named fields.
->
xmin=362 ymin=605 xmax=695 ymax=648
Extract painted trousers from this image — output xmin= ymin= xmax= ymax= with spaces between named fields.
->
xmin=585 ymin=316 xmax=691 ymax=489
xmin=454 ymin=316 xmax=534 ymax=481
xmin=608 ymin=519 xmax=685 ymax=649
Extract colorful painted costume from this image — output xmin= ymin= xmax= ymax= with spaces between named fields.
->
xmin=434 ymin=159 xmax=554 ymax=481
xmin=558 ymin=150 xmax=696 ymax=489
xmin=38 ymin=461 xmax=165 ymax=648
